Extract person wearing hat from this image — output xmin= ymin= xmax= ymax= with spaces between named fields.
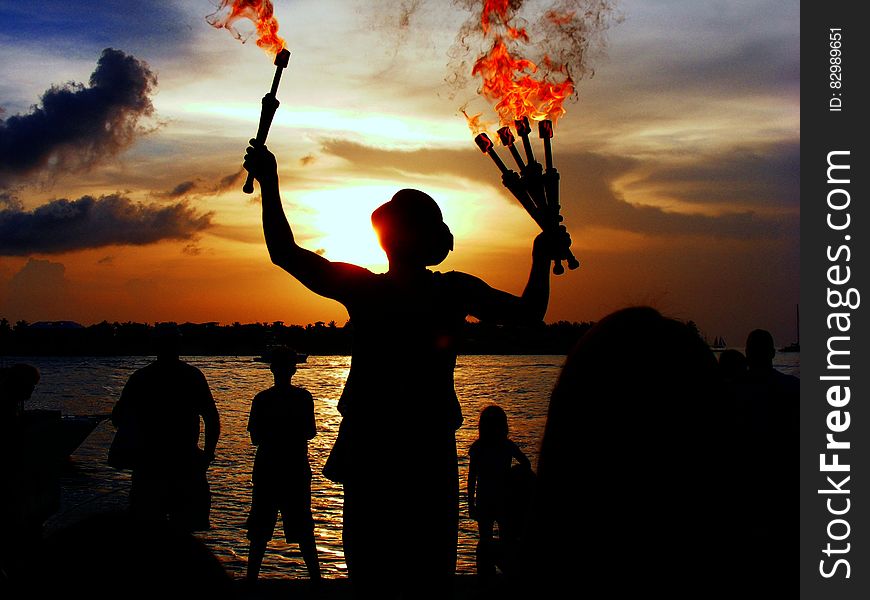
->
xmin=111 ymin=324 xmax=220 ymax=531
xmin=245 ymin=346 xmax=320 ymax=586
xmin=244 ymin=141 xmax=566 ymax=598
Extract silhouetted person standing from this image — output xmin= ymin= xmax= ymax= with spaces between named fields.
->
xmin=467 ymin=405 xmax=530 ymax=580
xmin=733 ymin=328 xmax=798 ymax=582
xmin=244 ymin=141 xmax=562 ymax=598
xmin=1 ymin=364 xmax=59 ymax=582
xmin=111 ymin=326 xmax=220 ymax=531
xmin=246 ymin=346 xmax=320 ymax=586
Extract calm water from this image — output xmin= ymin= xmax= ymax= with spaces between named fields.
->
xmin=9 ymin=352 xmax=799 ymax=580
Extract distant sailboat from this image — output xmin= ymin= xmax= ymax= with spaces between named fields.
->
xmin=780 ymin=304 xmax=800 ymax=353
xmin=711 ymin=336 xmax=726 ymax=350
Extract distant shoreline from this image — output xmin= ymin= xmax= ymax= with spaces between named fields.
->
xmin=0 ymin=319 xmax=594 ymax=357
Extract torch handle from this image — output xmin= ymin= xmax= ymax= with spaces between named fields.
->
xmin=520 ymin=134 xmax=536 ymax=165
xmin=487 ymin=149 xmax=510 ymax=175
xmin=244 ymin=49 xmax=290 ymax=194
xmin=243 ymin=94 xmax=281 ymax=194
xmin=507 ymin=144 xmax=526 ymax=170
xmin=543 ymin=137 xmax=553 ymax=172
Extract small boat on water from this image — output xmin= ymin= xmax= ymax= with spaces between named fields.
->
xmin=780 ymin=305 xmax=800 ymax=353
xmin=252 ymin=349 xmax=308 ymax=364
xmin=710 ymin=336 xmax=727 ymax=350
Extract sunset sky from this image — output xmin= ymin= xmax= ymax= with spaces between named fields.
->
xmin=0 ymin=0 xmax=799 ymax=346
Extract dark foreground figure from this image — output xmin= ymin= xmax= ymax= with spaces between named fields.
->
xmin=13 ymin=511 xmax=234 ymax=600
xmin=111 ymin=327 xmax=220 ymax=530
xmin=518 ymin=307 xmax=790 ymax=597
xmin=0 ymin=364 xmax=60 ymax=583
xmin=244 ymin=141 xmax=563 ymax=598
xmin=729 ymin=328 xmax=799 ymax=580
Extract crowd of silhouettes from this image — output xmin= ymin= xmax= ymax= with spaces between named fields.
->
xmin=1 ymin=310 xmax=799 ymax=597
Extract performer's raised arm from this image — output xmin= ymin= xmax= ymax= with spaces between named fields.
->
xmin=243 ymin=141 xmax=369 ymax=300
xmin=453 ymin=228 xmax=568 ymax=326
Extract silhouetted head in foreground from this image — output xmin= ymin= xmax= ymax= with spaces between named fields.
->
xmin=478 ymin=405 xmax=509 ymax=442
xmin=718 ymin=348 xmax=747 ymax=382
xmin=20 ymin=511 xmax=233 ymax=600
xmin=371 ymin=189 xmax=454 ymax=267
xmin=527 ymin=307 xmax=750 ymax=594
xmin=745 ymin=328 xmax=776 ymax=372
xmin=2 ymin=364 xmax=40 ymax=402
xmin=1 ymin=364 xmax=40 ymax=420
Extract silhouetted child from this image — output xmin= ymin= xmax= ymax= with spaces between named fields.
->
xmin=467 ymin=405 xmax=531 ymax=579
xmin=246 ymin=346 xmax=320 ymax=585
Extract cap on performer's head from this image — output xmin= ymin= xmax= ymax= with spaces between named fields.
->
xmin=371 ymin=189 xmax=453 ymax=266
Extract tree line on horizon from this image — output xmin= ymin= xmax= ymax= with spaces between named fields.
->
xmin=0 ymin=317 xmax=597 ymax=357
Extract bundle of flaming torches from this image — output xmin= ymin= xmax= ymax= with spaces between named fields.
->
xmin=475 ymin=117 xmax=579 ymax=274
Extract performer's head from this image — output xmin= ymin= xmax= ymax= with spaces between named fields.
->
xmin=371 ymin=189 xmax=453 ymax=267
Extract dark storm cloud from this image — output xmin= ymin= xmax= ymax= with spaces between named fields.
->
xmin=631 ymin=142 xmax=800 ymax=208
xmin=0 ymin=194 xmax=213 ymax=256
xmin=157 ymin=169 xmax=246 ymax=198
xmin=0 ymin=48 xmax=157 ymax=184
xmin=163 ymin=181 xmax=199 ymax=198
xmin=320 ymin=139 xmax=792 ymax=240
xmin=321 ymin=138 xmax=498 ymax=184
xmin=0 ymin=190 xmax=23 ymax=210
xmin=215 ymin=169 xmax=245 ymax=192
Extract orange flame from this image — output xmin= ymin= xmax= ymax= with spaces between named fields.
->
xmin=472 ymin=38 xmax=574 ymax=125
xmin=462 ymin=109 xmax=488 ymax=136
xmin=207 ymin=0 xmax=286 ymax=57
xmin=470 ymin=1 xmax=574 ymax=126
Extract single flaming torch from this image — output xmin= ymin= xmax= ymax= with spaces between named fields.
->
xmin=474 ymin=133 xmax=510 ymax=175
xmin=514 ymin=117 xmax=537 ymax=166
xmin=539 ymin=119 xmax=555 ymax=171
xmin=496 ymin=127 xmax=526 ymax=170
xmin=538 ymin=119 xmax=579 ymax=272
xmin=242 ymin=48 xmax=291 ymax=193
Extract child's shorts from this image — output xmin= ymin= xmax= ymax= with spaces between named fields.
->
xmin=246 ymin=477 xmax=314 ymax=543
